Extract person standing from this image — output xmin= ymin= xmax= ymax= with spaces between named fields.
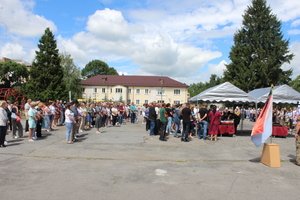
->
xmin=130 ymin=103 xmax=137 ymax=123
xmin=11 ymin=101 xmax=23 ymax=138
xmin=0 ymin=101 xmax=8 ymax=147
xmin=148 ymin=103 xmax=157 ymax=136
xmin=181 ymin=103 xmax=192 ymax=142
xmin=208 ymin=105 xmax=221 ymax=141
xmin=65 ymin=103 xmax=75 ymax=144
xmin=70 ymin=100 xmax=80 ymax=142
xmin=197 ymin=104 xmax=208 ymax=140
xmin=159 ymin=103 xmax=167 ymax=141
xmin=233 ymin=106 xmax=241 ymax=134
xmin=28 ymin=102 xmax=38 ymax=142
xmin=24 ymin=99 xmax=31 ymax=133
xmin=165 ymin=103 xmax=173 ymax=136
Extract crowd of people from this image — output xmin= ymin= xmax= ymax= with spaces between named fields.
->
xmin=1 ymin=98 xmax=300 ymax=148
xmin=142 ymin=102 xmax=242 ymax=142
xmin=0 ymin=99 xmax=140 ymax=147
xmin=141 ymin=103 xmax=300 ymax=143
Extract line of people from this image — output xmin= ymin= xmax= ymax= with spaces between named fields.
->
xmin=0 ymin=98 xmax=141 ymax=146
xmin=143 ymin=102 xmax=242 ymax=142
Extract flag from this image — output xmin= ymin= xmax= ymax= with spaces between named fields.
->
xmin=251 ymin=89 xmax=273 ymax=147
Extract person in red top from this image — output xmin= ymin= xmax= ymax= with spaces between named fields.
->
xmin=208 ymin=105 xmax=221 ymax=141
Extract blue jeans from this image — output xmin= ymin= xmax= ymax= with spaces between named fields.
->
xmin=166 ymin=117 xmax=172 ymax=134
xmin=149 ymin=120 xmax=156 ymax=135
xmin=43 ymin=115 xmax=50 ymax=130
xmin=65 ymin=122 xmax=73 ymax=142
xmin=198 ymin=120 xmax=208 ymax=139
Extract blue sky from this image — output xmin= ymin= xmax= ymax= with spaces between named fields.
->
xmin=0 ymin=0 xmax=300 ymax=84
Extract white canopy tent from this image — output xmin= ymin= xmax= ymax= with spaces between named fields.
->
xmin=248 ymin=84 xmax=300 ymax=104
xmin=189 ymin=82 xmax=256 ymax=103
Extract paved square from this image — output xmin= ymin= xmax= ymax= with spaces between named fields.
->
xmin=0 ymin=120 xmax=299 ymax=200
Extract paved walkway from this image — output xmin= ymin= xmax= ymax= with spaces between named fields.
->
xmin=0 ymin=120 xmax=299 ymax=200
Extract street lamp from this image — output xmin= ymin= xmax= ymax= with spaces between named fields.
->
xmin=102 ymin=77 xmax=108 ymax=101
xmin=159 ymin=78 xmax=164 ymax=102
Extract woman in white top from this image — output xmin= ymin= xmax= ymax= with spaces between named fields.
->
xmin=65 ymin=103 xmax=75 ymax=144
xmin=0 ymin=101 xmax=8 ymax=147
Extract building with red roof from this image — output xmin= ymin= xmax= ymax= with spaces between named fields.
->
xmin=81 ymin=75 xmax=189 ymax=104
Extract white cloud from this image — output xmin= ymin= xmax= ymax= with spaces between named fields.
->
xmin=0 ymin=0 xmax=56 ymax=37
xmin=271 ymin=0 xmax=300 ymax=22
xmin=0 ymin=43 xmax=26 ymax=60
xmin=86 ymin=8 xmax=130 ymax=41
xmin=58 ymin=9 xmax=222 ymax=79
xmin=208 ymin=60 xmax=227 ymax=77
xmin=0 ymin=42 xmax=36 ymax=63
xmin=291 ymin=19 xmax=300 ymax=27
xmin=288 ymin=29 xmax=300 ymax=35
xmin=289 ymin=41 xmax=300 ymax=78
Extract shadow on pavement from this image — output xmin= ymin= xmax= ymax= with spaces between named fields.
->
xmin=249 ymin=157 xmax=261 ymax=163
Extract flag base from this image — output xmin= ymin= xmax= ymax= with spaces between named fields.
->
xmin=260 ymin=143 xmax=281 ymax=168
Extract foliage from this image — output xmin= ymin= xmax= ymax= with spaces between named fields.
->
xmin=290 ymin=75 xmax=300 ymax=92
xmin=0 ymin=61 xmax=29 ymax=88
xmin=24 ymin=28 xmax=66 ymax=101
xmin=60 ymin=53 xmax=82 ymax=99
xmin=224 ymin=0 xmax=293 ymax=92
xmin=81 ymin=60 xmax=118 ymax=78
xmin=188 ymin=74 xmax=224 ymax=97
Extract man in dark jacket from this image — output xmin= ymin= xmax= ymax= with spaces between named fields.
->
xmin=148 ymin=103 xmax=157 ymax=136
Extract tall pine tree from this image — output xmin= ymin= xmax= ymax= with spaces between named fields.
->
xmin=26 ymin=28 xmax=65 ymax=101
xmin=224 ymin=0 xmax=293 ymax=92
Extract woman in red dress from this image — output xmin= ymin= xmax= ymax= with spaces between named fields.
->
xmin=208 ymin=105 xmax=221 ymax=141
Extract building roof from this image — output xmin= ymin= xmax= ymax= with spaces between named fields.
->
xmin=81 ymin=75 xmax=188 ymax=88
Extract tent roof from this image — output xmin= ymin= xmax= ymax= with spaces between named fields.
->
xmin=248 ymin=84 xmax=300 ymax=104
xmin=189 ymin=82 xmax=256 ymax=103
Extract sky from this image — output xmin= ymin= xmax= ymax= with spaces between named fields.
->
xmin=0 ymin=0 xmax=300 ymax=85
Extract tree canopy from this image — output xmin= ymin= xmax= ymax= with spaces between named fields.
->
xmin=188 ymin=74 xmax=224 ymax=97
xmin=60 ymin=53 xmax=82 ymax=99
xmin=25 ymin=28 xmax=66 ymax=101
xmin=0 ymin=61 xmax=29 ymax=88
xmin=224 ymin=0 xmax=293 ymax=92
xmin=81 ymin=60 xmax=118 ymax=78
xmin=290 ymin=75 xmax=300 ymax=92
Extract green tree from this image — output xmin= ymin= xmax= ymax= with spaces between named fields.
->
xmin=188 ymin=74 xmax=224 ymax=97
xmin=82 ymin=59 xmax=118 ymax=78
xmin=25 ymin=28 xmax=65 ymax=101
xmin=60 ymin=53 xmax=82 ymax=99
xmin=224 ymin=0 xmax=293 ymax=92
xmin=0 ymin=61 xmax=29 ymax=88
xmin=290 ymin=75 xmax=300 ymax=92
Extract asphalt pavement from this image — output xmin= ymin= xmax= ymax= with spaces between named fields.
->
xmin=0 ymin=119 xmax=299 ymax=200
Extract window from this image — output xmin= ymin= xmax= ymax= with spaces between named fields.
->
xmin=145 ymin=100 xmax=148 ymax=104
xmin=174 ymin=100 xmax=180 ymax=105
xmin=128 ymin=89 xmax=131 ymax=94
xmin=136 ymin=89 xmax=140 ymax=94
xmin=157 ymin=89 xmax=164 ymax=95
xmin=174 ymin=89 xmax=180 ymax=95
xmin=115 ymin=88 xmax=122 ymax=93
xmin=94 ymin=88 xmax=97 ymax=93
xmin=136 ymin=100 xmax=140 ymax=105
xmin=157 ymin=100 xmax=164 ymax=103
xmin=102 ymin=88 xmax=105 ymax=93
xmin=82 ymin=88 xmax=85 ymax=93
xmin=145 ymin=89 xmax=149 ymax=95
